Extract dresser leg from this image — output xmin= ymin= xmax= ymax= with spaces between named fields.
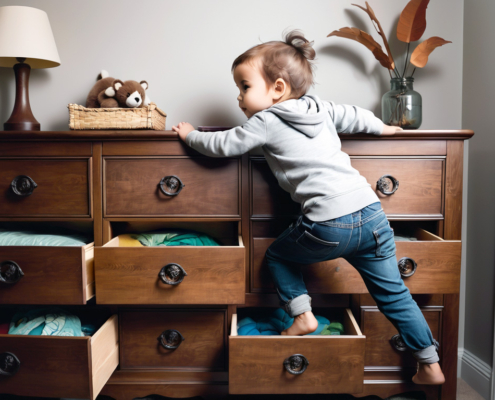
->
xmin=440 ymin=294 xmax=459 ymax=399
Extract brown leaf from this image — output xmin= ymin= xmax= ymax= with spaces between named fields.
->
xmin=327 ymin=27 xmax=393 ymax=70
xmin=352 ymin=2 xmax=395 ymax=70
xmin=397 ymin=0 xmax=430 ymax=43
xmin=410 ymin=36 xmax=452 ymax=68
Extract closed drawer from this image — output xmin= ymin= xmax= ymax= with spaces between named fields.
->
xmin=95 ymin=235 xmax=245 ymax=304
xmin=0 ymin=314 xmax=118 ymax=400
xmin=0 ymin=243 xmax=94 ymax=304
xmin=0 ymin=159 xmax=91 ymax=217
xmin=229 ymin=308 xmax=365 ymax=395
xmin=362 ymin=307 xmax=442 ymax=367
xmin=251 ymin=226 xmax=460 ymax=294
xmin=104 ymin=158 xmax=240 ymax=217
xmin=251 ymin=158 xmax=444 ymax=219
xmin=120 ymin=310 xmax=225 ymax=370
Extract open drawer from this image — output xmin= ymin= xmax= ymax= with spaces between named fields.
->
xmin=252 ymin=225 xmax=461 ymax=294
xmin=0 ymin=242 xmax=94 ymax=304
xmin=0 ymin=314 xmax=118 ymax=400
xmin=95 ymin=229 xmax=245 ymax=305
xmin=229 ymin=308 xmax=365 ymax=395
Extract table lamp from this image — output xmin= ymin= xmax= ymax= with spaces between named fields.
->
xmin=0 ymin=6 xmax=60 ymax=131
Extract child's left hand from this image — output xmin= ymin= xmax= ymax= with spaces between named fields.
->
xmin=381 ymin=124 xmax=404 ymax=135
xmin=172 ymin=122 xmax=195 ymax=141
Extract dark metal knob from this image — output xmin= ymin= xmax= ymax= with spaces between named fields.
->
xmin=158 ymin=329 xmax=184 ymax=350
xmin=0 ymin=352 xmax=20 ymax=376
xmin=376 ymin=175 xmax=399 ymax=195
xmin=283 ymin=354 xmax=309 ymax=375
xmin=0 ymin=261 xmax=24 ymax=285
xmin=11 ymin=175 xmax=37 ymax=196
xmin=158 ymin=175 xmax=185 ymax=196
xmin=391 ymin=334 xmax=407 ymax=352
xmin=159 ymin=263 xmax=187 ymax=285
xmin=398 ymin=257 xmax=417 ymax=278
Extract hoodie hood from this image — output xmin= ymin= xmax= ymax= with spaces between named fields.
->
xmin=265 ymin=94 xmax=327 ymax=138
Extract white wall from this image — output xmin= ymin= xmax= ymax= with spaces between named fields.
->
xmin=0 ymin=0 xmax=463 ymax=132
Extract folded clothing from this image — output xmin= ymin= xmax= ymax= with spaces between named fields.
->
xmin=9 ymin=308 xmax=85 ymax=336
xmin=0 ymin=229 xmax=90 ymax=246
xmin=128 ymin=229 xmax=221 ymax=247
xmin=237 ymin=308 xmax=333 ymax=336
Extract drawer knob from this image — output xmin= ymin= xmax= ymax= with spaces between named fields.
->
xmin=158 ymin=175 xmax=185 ymax=196
xmin=376 ymin=175 xmax=399 ymax=195
xmin=159 ymin=263 xmax=187 ymax=285
xmin=0 ymin=261 xmax=24 ymax=285
xmin=0 ymin=352 xmax=20 ymax=376
xmin=11 ymin=175 xmax=37 ymax=196
xmin=158 ymin=329 xmax=185 ymax=350
xmin=398 ymin=257 xmax=417 ymax=278
xmin=391 ymin=334 xmax=408 ymax=352
xmin=283 ymin=354 xmax=309 ymax=375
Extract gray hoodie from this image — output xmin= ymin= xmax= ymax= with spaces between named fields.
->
xmin=185 ymin=94 xmax=384 ymax=222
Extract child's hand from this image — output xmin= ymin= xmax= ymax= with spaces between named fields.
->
xmin=381 ymin=124 xmax=403 ymax=135
xmin=172 ymin=122 xmax=195 ymax=141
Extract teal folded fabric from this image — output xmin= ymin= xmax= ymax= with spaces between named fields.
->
xmin=0 ymin=229 xmax=89 ymax=246
xmin=237 ymin=309 xmax=331 ymax=336
xmin=8 ymin=308 xmax=84 ymax=336
xmin=132 ymin=229 xmax=220 ymax=247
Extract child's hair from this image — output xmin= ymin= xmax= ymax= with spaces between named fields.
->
xmin=231 ymin=28 xmax=316 ymax=99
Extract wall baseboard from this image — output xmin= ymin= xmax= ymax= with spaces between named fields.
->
xmin=458 ymin=347 xmax=491 ymax=399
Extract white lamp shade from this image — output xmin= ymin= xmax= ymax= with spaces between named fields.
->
xmin=0 ymin=6 xmax=60 ymax=69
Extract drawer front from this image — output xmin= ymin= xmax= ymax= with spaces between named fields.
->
xmin=0 ymin=159 xmax=91 ymax=217
xmin=362 ymin=308 xmax=441 ymax=367
xmin=95 ymin=238 xmax=245 ymax=304
xmin=120 ymin=310 xmax=225 ymax=370
xmin=0 ymin=244 xmax=94 ymax=304
xmin=251 ymin=158 xmax=444 ymax=218
xmin=104 ymin=158 xmax=240 ymax=216
xmin=0 ymin=314 xmax=118 ymax=400
xmin=251 ymin=237 xmax=461 ymax=294
xmin=229 ymin=310 xmax=365 ymax=394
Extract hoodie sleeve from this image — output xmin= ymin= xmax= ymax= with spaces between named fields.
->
xmin=184 ymin=112 xmax=267 ymax=157
xmin=324 ymin=101 xmax=384 ymax=135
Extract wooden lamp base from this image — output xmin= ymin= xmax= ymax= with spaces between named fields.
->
xmin=4 ymin=58 xmax=40 ymax=131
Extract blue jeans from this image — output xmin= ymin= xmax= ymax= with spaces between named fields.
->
xmin=265 ymin=201 xmax=439 ymax=364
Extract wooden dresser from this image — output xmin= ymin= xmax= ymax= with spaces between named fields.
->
xmin=0 ymin=129 xmax=473 ymax=400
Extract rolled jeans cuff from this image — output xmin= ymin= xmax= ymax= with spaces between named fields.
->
xmin=413 ymin=339 xmax=440 ymax=364
xmin=285 ymin=294 xmax=312 ymax=317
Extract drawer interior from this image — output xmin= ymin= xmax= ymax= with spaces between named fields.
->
xmin=106 ymin=220 xmax=242 ymax=247
xmin=232 ymin=307 xmax=362 ymax=337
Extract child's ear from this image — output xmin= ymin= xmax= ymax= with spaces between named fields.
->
xmin=274 ymin=78 xmax=288 ymax=99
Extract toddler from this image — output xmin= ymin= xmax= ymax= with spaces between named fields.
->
xmin=172 ymin=29 xmax=445 ymax=385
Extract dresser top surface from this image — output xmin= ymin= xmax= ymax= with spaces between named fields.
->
xmin=0 ymin=130 xmax=474 ymax=141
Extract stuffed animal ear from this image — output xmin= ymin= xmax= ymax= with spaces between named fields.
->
xmin=140 ymin=80 xmax=148 ymax=90
xmin=113 ymin=79 xmax=124 ymax=91
xmin=104 ymin=87 xmax=116 ymax=97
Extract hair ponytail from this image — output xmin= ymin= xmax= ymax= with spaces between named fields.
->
xmin=285 ymin=29 xmax=316 ymax=61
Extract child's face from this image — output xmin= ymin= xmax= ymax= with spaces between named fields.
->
xmin=234 ymin=60 xmax=289 ymax=118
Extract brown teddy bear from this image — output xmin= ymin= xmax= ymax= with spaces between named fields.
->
xmin=85 ymin=70 xmax=151 ymax=108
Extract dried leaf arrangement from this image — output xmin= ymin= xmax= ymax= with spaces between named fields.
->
xmin=327 ymin=0 xmax=452 ymax=128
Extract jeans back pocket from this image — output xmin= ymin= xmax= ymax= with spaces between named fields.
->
xmin=296 ymin=229 xmax=339 ymax=254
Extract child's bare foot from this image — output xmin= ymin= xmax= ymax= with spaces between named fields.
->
xmin=281 ymin=311 xmax=318 ymax=335
xmin=412 ymin=362 xmax=445 ymax=385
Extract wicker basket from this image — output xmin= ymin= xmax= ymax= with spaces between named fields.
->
xmin=68 ymin=102 xmax=166 ymax=130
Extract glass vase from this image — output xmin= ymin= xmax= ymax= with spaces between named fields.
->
xmin=381 ymin=77 xmax=422 ymax=129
